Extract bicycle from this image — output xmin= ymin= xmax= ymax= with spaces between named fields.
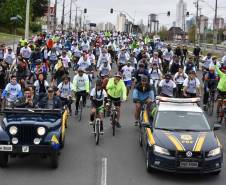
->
xmin=109 ymin=100 xmax=120 ymax=136
xmin=90 ymin=115 xmax=104 ymax=145
xmin=216 ymin=96 xmax=226 ymax=124
xmin=78 ymin=96 xmax=83 ymax=121
xmin=206 ymin=89 xmax=215 ymax=116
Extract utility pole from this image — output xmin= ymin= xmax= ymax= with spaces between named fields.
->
xmin=61 ymin=0 xmax=65 ymax=32
xmin=194 ymin=0 xmax=200 ymax=45
xmin=54 ymin=0 xmax=57 ymax=31
xmin=213 ymin=0 xmax=218 ymax=47
xmin=47 ymin=0 xmax=51 ymax=32
xmin=25 ymin=0 xmax=30 ymax=39
xmin=69 ymin=0 xmax=73 ymax=30
xmin=75 ymin=6 xmax=78 ymax=30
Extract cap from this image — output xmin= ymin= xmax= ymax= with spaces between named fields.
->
xmin=141 ymin=75 xmax=148 ymax=81
xmin=114 ymin=72 xmax=121 ymax=78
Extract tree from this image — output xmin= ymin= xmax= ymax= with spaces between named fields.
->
xmin=188 ymin=24 xmax=196 ymax=43
xmin=158 ymin=26 xmax=168 ymax=41
xmin=31 ymin=0 xmax=48 ymax=21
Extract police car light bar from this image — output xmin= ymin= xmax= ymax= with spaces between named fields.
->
xmin=156 ymin=96 xmax=201 ymax=103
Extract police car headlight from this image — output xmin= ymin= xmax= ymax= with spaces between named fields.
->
xmin=37 ymin=127 xmax=46 ymax=136
xmin=207 ymin=147 xmax=221 ymax=157
xmin=9 ymin=126 xmax=18 ymax=135
xmin=153 ymin=145 xmax=170 ymax=156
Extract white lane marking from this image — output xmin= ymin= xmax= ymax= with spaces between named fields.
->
xmin=101 ymin=157 xmax=107 ymax=185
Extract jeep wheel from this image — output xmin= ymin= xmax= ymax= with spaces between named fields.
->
xmin=50 ymin=152 xmax=58 ymax=169
xmin=60 ymin=134 xmax=65 ymax=149
xmin=139 ymin=132 xmax=143 ymax=147
xmin=0 ymin=152 xmax=9 ymax=167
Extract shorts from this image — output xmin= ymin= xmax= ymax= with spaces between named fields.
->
xmin=108 ymin=95 xmax=121 ymax=106
xmin=95 ymin=105 xmax=104 ymax=113
xmin=124 ymin=80 xmax=132 ymax=87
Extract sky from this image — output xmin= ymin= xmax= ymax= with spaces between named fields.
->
xmin=54 ymin=0 xmax=226 ymax=27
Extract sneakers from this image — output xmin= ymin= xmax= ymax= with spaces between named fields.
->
xmin=116 ymin=122 xmax=121 ymax=128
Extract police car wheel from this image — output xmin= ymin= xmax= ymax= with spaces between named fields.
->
xmin=50 ymin=152 xmax=59 ymax=169
xmin=146 ymin=148 xmax=153 ymax=172
xmin=139 ymin=132 xmax=143 ymax=147
xmin=0 ymin=152 xmax=8 ymax=168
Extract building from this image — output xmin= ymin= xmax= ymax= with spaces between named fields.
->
xmin=168 ymin=27 xmax=186 ymax=41
xmin=116 ymin=13 xmax=126 ymax=32
xmin=97 ymin=23 xmax=105 ymax=31
xmin=105 ymin=22 xmax=115 ymax=31
xmin=214 ymin=17 xmax=224 ymax=29
xmin=199 ymin=15 xmax=208 ymax=34
xmin=176 ymin=0 xmax=187 ymax=30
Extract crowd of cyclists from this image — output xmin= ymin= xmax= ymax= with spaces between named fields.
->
xmin=0 ymin=30 xmax=226 ymax=132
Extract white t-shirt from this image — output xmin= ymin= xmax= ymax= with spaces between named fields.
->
xmin=149 ymin=68 xmax=162 ymax=80
xmin=34 ymin=80 xmax=49 ymax=95
xmin=77 ymin=57 xmax=91 ymax=70
xmin=73 ymin=74 xmax=89 ymax=92
xmin=183 ymin=78 xmax=200 ymax=94
xmin=4 ymin=83 xmax=22 ymax=102
xmin=122 ymin=66 xmax=134 ymax=81
xmin=174 ymin=72 xmax=188 ymax=84
xmin=61 ymin=56 xmax=71 ymax=68
xmin=58 ymin=82 xmax=73 ymax=98
xmin=20 ymin=47 xmax=31 ymax=59
xmin=90 ymin=88 xmax=107 ymax=101
xmin=159 ymin=79 xmax=176 ymax=97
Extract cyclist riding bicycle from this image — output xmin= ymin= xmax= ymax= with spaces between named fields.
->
xmin=183 ymin=70 xmax=201 ymax=98
xmin=132 ymin=75 xmax=155 ymax=126
xmin=173 ymin=66 xmax=188 ymax=98
xmin=58 ymin=75 xmax=73 ymax=115
xmin=89 ymin=79 xmax=108 ymax=132
xmin=106 ymin=73 xmax=127 ymax=128
xmin=72 ymin=68 xmax=89 ymax=115
xmin=1 ymin=75 xmax=23 ymax=106
xmin=215 ymin=64 xmax=226 ymax=112
xmin=158 ymin=74 xmax=177 ymax=97
xmin=202 ymin=66 xmax=218 ymax=110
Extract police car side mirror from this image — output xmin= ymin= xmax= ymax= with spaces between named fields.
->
xmin=213 ymin=123 xmax=221 ymax=131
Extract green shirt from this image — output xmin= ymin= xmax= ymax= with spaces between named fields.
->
xmin=106 ymin=78 xmax=127 ymax=100
xmin=215 ymin=65 xmax=226 ymax=92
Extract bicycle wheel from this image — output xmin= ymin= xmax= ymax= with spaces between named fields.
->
xmin=78 ymin=100 xmax=83 ymax=121
xmin=217 ymin=105 xmax=223 ymax=124
xmin=112 ymin=112 xmax=116 ymax=136
xmin=95 ymin=119 xmax=100 ymax=145
xmin=207 ymin=99 xmax=214 ymax=116
xmin=139 ymin=110 xmax=144 ymax=129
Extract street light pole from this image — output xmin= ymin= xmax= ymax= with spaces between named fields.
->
xmin=213 ymin=0 xmax=218 ymax=47
xmin=61 ymin=0 xmax=65 ymax=32
xmin=47 ymin=0 xmax=51 ymax=32
xmin=69 ymin=0 xmax=73 ymax=30
xmin=25 ymin=0 xmax=30 ymax=39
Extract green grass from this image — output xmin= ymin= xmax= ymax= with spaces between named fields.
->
xmin=0 ymin=32 xmax=21 ymax=44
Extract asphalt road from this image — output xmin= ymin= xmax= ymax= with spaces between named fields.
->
xmin=0 ymin=70 xmax=226 ymax=185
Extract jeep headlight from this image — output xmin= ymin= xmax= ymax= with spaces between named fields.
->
xmin=9 ymin=126 xmax=18 ymax=135
xmin=153 ymin=145 xmax=170 ymax=156
xmin=207 ymin=147 xmax=221 ymax=157
xmin=37 ymin=127 xmax=46 ymax=136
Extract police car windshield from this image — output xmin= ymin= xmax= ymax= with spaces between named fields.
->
xmin=155 ymin=111 xmax=211 ymax=131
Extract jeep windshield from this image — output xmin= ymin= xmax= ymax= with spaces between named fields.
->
xmin=155 ymin=111 xmax=211 ymax=132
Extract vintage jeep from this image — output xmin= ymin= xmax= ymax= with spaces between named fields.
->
xmin=0 ymin=108 xmax=68 ymax=169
